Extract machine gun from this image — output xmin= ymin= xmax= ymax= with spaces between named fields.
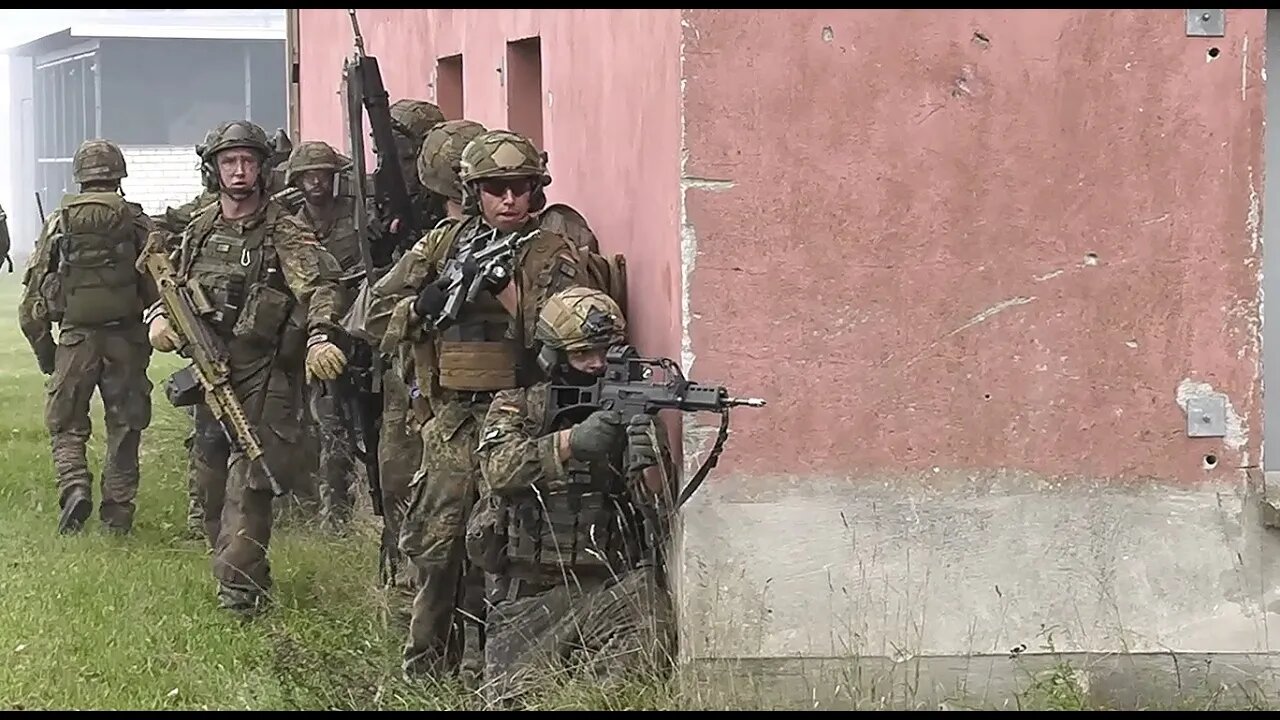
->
xmin=546 ymin=344 xmax=766 ymax=509
xmin=344 ymin=8 xmax=418 ymax=270
xmin=138 ymin=231 xmax=285 ymax=497
xmin=433 ymin=227 xmax=540 ymax=330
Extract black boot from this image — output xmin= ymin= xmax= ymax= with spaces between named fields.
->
xmin=58 ymin=488 xmax=92 ymax=535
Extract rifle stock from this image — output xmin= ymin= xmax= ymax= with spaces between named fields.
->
xmin=139 ymin=231 xmax=285 ymax=497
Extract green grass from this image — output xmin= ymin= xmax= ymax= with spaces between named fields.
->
xmin=0 ymin=273 xmax=429 ymax=709
xmin=0 ymin=274 xmax=689 ymax=710
xmin=11 ymin=270 xmax=1268 ymax=711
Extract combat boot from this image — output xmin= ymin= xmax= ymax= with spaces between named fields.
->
xmin=58 ymin=488 xmax=92 ymax=535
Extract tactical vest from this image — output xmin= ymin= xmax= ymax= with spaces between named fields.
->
xmin=430 ymin=217 xmax=533 ymax=392
xmin=181 ymin=202 xmax=295 ymax=351
xmin=490 ymin=391 xmax=647 ymax=576
xmin=303 ymin=199 xmax=362 ymax=275
xmin=53 ymin=192 xmax=144 ymax=326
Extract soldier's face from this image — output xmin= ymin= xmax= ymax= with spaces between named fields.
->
xmin=217 ymin=148 xmax=262 ymax=198
xmin=567 ymin=348 xmax=608 ymax=376
xmin=478 ymin=177 xmax=533 ymax=232
xmin=298 ymin=169 xmax=335 ymax=204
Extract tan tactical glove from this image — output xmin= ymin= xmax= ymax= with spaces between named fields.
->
xmin=148 ymin=316 xmax=181 ymax=352
xmin=306 ymin=338 xmax=348 ymax=382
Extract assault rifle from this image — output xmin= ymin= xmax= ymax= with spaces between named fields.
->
xmin=345 ymin=8 xmax=418 ymax=269
xmin=433 ymin=227 xmax=540 ymax=330
xmin=138 ymin=231 xmax=285 ymax=497
xmin=546 ymin=344 xmax=766 ymax=509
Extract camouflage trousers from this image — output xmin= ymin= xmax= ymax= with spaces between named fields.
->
xmin=483 ymin=565 xmax=675 ymax=705
xmin=45 ymin=325 xmax=153 ymax=532
xmin=380 ymin=367 xmax=424 ymax=628
xmin=201 ymin=353 xmax=305 ymax=616
xmin=184 ymin=403 xmax=228 ymax=545
xmin=307 ymin=380 xmax=356 ymax=530
xmin=400 ymin=396 xmax=488 ymax=680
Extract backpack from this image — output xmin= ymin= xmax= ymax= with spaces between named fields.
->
xmin=538 ymin=203 xmax=629 ymax=321
xmin=52 ymin=192 xmax=144 ymax=326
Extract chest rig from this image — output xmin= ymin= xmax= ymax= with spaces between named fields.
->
xmin=180 ymin=202 xmax=291 ymax=346
xmin=499 ymin=389 xmax=647 ymax=576
xmin=304 ymin=199 xmax=362 ymax=276
xmin=432 ymin=217 xmax=525 ymax=393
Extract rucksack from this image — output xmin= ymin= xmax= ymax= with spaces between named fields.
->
xmin=538 ymin=203 xmax=629 ymax=321
xmin=51 ymin=192 xmax=144 ymax=326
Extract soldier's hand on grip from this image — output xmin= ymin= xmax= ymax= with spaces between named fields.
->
xmin=148 ymin=316 xmax=180 ymax=352
xmin=625 ymin=413 xmax=659 ymax=473
xmin=568 ymin=409 xmax=624 ymax=462
xmin=413 ymin=279 xmax=448 ymax=322
xmin=305 ymin=339 xmax=348 ymax=382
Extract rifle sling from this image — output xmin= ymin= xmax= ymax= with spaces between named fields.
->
xmin=674 ymin=408 xmax=730 ymax=510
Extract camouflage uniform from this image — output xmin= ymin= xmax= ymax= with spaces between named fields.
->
xmin=364 ymin=100 xmax=450 ymax=616
xmin=287 ymin=141 xmax=363 ymax=529
xmin=146 ymin=121 xmax=348 ymax=616
xmin=360 ymin=130 xmax=596 ymax=679
xmin=471 ymin=287 xmax=676 ymax=704
xmin=17 ymin=140 xmax=158 ymax=535
xmin=369 ymin=118 xmax=491 ymax=629
xmin=154 ymin=129 xmax=306 ymax=538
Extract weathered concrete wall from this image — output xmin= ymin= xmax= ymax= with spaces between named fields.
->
xmin=296 ymin=9 xmax=683 ymax=360
xmin=676 ymin=6 xmax=1277 ymax=682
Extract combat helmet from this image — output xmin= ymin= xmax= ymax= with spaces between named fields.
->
xmin=73 ymin=139 xmax=127 ymax=184
xmin=199 ymin=120 xmax=272 ymax=192
xmin=458 ymin=130 xmax=551 ymax=213
xmin=417 ymin=120 xmax=487 ymax=201
xmin=202 ymin=120 xmax=272 ymax=161
xmin=285 ymin=141 xmax=346 ymax=186
xmin=536 ymin=286 xmax=627 ymax=366
xmin=389 ymin=99 xmax=446 ymax=146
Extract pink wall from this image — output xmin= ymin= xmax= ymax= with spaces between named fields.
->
xmin=297 ymin=9 xmax=684 ymax=361
xmin=681 ymin=9 xmax=1265 ymax=483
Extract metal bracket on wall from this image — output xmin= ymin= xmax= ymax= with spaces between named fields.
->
xmin=1186 ymin=9 xmax=1225 ymax=37
xmin=1186 ymin=395 xmax=1227 ymax=438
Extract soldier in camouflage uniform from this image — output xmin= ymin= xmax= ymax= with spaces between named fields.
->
xmin=372 ymin=118 xmax=490 ymax=630
xmin=153 ymin=127 xmax=306 ymax=540
xmin=0 ymin=201 xmax=13 ymax=273
xmin=359 ymin=99 xmax=447 ymax=611
xmin=145 ymin=120 xmax=348 ymax=617
xmin=471 ymin=286 xmax=676 ymax=704
xmin=287 ymin=140 xmax=363 ymax=530
xmin=18 ymin=139 xmax=158 ymax=535
xmin=360 ymin=130 xmax=598 ymax=680
xmin=386 ymin=99 xmax=447 ymax=233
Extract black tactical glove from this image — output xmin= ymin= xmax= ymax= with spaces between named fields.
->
xmin=625 ymin=413 xmax=659 ymax=473
xmin=413 ymin=278 xmax=448 ymax=322
xmin=568 ymin=409 xmax=624 ymax=461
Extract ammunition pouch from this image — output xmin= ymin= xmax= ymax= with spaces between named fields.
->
xmin=165 ymin=365 xmax=204 ymax=408
xmin=465 ymin=495 xmax=509 ymax=574
xmin=437 ymin=340 xmax=518 ymax=391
